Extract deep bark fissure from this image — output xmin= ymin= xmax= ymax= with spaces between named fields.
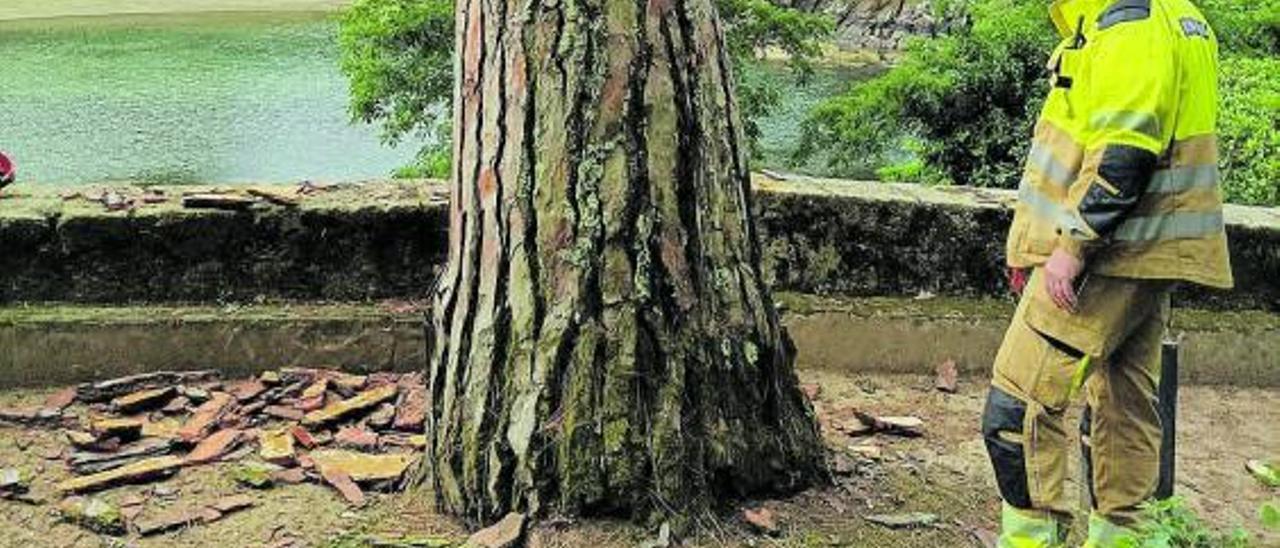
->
xmin=477 ymin=0 xmax=516 ymax=516
xmin=658 ymin=14 xmax=705 ymax=316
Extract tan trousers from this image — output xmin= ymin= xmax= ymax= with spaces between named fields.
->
xmin=983 ymin=269 xmax=1171 ymax=527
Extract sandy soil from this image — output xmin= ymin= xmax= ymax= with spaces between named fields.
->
xmin=797 ymin=369 xmax=1280 ymax=546
xmin=0 ymin=370 xmax=1275 ymax=547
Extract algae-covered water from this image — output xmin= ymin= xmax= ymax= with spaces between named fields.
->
xmin=0 ymin=11 xmax=423 ymax=185
xmin=0 ymin=4 xmax=874 ymax=185
xmin=751 ymin=61 xmax=886 ymax=178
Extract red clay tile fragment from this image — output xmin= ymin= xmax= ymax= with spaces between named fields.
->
xmin=393 ymin=385 xmax=428 ymax=432
xmin=91 ymin=418 xmax=145 ymax=441
xmin=291 ymin=379 xmax=329 ymax=412
xmin=185 ymin=429 xmax=243 ymax=465
xmin=302 ymin=385 xmax=398 ymax=427
xmin=271 ymin=468 xmax=307 ymax=485
xmin=177 ymin=393 xmax=234 ymax=443
xmin=743 ymin=507 xmax=779 ymax=536
xmin=56 ymin=456 xmax=184 ymax=494
xmin=43 ymin=387 xmax=78 ymax=413
xmin=112 ymin=387 xmax=178 ymax=413
xmin=211 ymin=494 xmax=256 ymax=514
xmin=264 ymin=406 xmax=304 ymax=421
xmin=935 ymin=359 xmax=959 ymax=394
xmin=259 ymin=429 xmax=296 ymax=465
xmin=334 ymin=426 xmax=378 ymax=450
xmin=136 ymin=506 xmax=223 ymax=536
xmin=319 ymin=467 xmax=364 ymax=506
xmin=229 ymin=380 xmax=268 ymax=403
xmin=296 ymin=454 xmax=316 ymax=470
xmin=161 ymin=396 xmax=191 ymax=414
xmin=290 ymin=426 xmax=319 ymax=449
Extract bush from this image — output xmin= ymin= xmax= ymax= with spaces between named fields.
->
xmin=1219 ymin=56 xmax=1280 ymax=206
xmin=1200 ymin=0 xmax=1280 ymax=55
xmin=338 ymin=0 xmax=831 ymax=178
xmin=795 ymin=0 xmax=1280 ymax=205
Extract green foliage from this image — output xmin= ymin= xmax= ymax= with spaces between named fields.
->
xmin=794 ymin=0 xmax=1053 ymax=188
xmin=1200 ymin=0 xmax=1280 ymax=55
xmin=1262 ymin=501 xmax=1280 ymax=532
xmin=338 ymin=0 xmax=454 ymax=178
xmin=796 ymin=0 xmax=1280 ymax=206
xmin=874 ymin=137 xmax=947 ymax=183
xmin=338 ymin=0 xmax=830 ymax=177
xmin=1117 ymin=497 xmax=1251 ymax=548
xmin=1220 ymin=56 xmax=1280 ymax=206
xmin=392 ymin=152 xmax=452 ymax=179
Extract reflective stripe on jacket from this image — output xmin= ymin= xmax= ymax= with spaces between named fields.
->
xmin=1005 ymin=0 xmax=1233 ymax=289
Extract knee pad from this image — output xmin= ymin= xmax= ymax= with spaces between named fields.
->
xmin=1080 ymin=405 xmax=1097 ymax=509
xmin=982 ymin=386 xmax=1032 ymax=509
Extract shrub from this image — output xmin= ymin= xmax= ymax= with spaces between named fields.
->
xmin=1219 ymin=56 xmax=1280 ymax=206
xmin=1200 ymin=0 xmax=1280 ymax=55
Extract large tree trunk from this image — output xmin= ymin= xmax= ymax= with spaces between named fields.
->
xmin=426 ymin=0 xmax=826 ymax=523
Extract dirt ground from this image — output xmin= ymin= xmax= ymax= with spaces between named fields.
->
xmin=1 ymin=370 xmax=1276 ymax=547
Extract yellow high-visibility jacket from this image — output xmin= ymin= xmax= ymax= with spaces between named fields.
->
xmin=1006 ymin=0 xmax=1233 ymax=289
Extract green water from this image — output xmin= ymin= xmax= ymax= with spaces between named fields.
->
xmin=0 ymin=11 xmax=423 ymax=185
xmin=0 ymin=9 xmax=874 ymax=185
xmin=752 ymin=62 xmax=885 ymax=178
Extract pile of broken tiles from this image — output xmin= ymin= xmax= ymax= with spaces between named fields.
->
xmin=0 ymin=368 xmax=429 ymax=537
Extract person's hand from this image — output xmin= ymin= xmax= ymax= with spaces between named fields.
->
xmin=1044 ymin=247 xmax=1084 ymax=313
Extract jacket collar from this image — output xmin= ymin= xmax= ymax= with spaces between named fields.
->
xmin=1050 ymin=0 xmax=1110 ymax=38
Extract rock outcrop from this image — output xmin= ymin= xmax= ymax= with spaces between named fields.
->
xmin=785 ymin=0 xmax=947 ymax=51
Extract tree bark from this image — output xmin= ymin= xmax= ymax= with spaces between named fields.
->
xmin=427 ymin=0 xmax=826 ymax=523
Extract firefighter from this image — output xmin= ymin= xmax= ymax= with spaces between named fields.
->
xmin=983 ymin=0 xmax=1231 ymax=545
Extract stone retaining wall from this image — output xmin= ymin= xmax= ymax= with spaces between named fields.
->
xmin=3 ymin=176 xmax=1279 ymax=310
xmin=0 ymin=184 xmax=449 ymax=303
xmin=755 ymin=177 xmax=1280 ymax=311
